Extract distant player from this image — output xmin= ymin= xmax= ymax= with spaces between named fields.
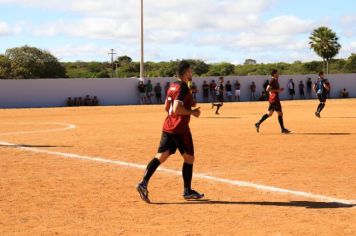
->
xmin=136 ymin=61 xmax=204 ymax=203
xmin=313 ymin=71 xmax=330 ymax=118
xmin=212 ymin=77 xmax=224 ymax=115
xmin=255 ymin=69 xmax=291 ymax=134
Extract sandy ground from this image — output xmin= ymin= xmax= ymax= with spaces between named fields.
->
xmin=0 ymin=99 xmax=355 ymax=235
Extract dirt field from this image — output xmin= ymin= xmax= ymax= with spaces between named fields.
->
xmin=0 ymin=99 xmax=355 ymax=235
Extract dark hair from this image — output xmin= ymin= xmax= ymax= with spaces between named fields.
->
xmin=319 ymin=71 xmax=324 ymax=76
xmin=176 ymin=60 xmax=191 ymax=78
xmin=271 ymin=69 xmax=278 ymax=76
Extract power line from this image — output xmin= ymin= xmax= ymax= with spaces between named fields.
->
xmin=108 ymin=49 xmax=117 ymax=77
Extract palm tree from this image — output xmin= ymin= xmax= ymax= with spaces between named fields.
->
xmin=309 ymin=27 xmax=341 ymax=74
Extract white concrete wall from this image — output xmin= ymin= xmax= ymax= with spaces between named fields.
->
xmin=0 ymin=74 xmax=355 ymax=108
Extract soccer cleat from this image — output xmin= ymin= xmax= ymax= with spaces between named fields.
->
xmin=315 ymin=112 xmax=320 ymax=118
xmin=281 ymin=129 xmax=291 ymax=134
xmin=255 ymin=123 xmax=260 ymax=133
xmin=136 ymin=182 xmax=150 ymax=203
xmin=215 ymin=112 xmax=220 ymax=115
xmin=183 ymin=189 xmax=205 ymax=200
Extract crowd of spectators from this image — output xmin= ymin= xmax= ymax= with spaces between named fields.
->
xmin=67 ymin=95 xmax=99 ymax=106
xmin=138 ymin=77 xmax=352 ymax=104
xmin=138 ymin=80 xmax=164 ymax=104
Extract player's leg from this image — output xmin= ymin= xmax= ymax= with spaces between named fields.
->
xmin=255 ymin=107 xmax=274 ymax=132
xmin=277 ymin=110 xmax=291 ymax=134
xmin=137 ymin=132 xmax=175 ymax=203
xmin=215 ymin=102 xmax=223 ymax=114
xmin=315 ymin=96 xmax=325 ymax=117
xmin=319 ymin=96 xmax=327 ymax=114
xmin=176 ymin=132 xmax=204 ymax=200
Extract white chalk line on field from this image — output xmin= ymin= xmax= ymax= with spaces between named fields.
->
xmin=0 ymin=123 xmax=355 ymax=206
xmin=0 ymin=123 xmax=77 ymax=136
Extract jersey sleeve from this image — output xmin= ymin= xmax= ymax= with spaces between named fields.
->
xmin=269 ymin=79 xmax=276 ymax=89
xmin=176 ymin=83 xmax=189 ymax=103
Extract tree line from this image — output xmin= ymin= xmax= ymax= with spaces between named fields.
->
xmin=0 ymin=27 xmax=355 ymax=79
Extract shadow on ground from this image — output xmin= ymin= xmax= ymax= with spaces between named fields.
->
xmin=151 ymin=200 xmax=355 ymax=209
xmin=292 ymin=133 xmax=351 ymax=136
xmin=201 ymin=117 xmax=241 ymax=119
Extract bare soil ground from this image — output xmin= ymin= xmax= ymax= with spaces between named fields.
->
xmin=0 ymin=99 xmax=355 ymax=235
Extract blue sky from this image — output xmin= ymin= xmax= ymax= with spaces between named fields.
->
xmin=0 ymin=0 xmax=355 ymax=64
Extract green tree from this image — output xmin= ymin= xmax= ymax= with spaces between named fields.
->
xmin=192 ymin=60 xmax=210 ymax=76
xmin=309 ymin=26 xmax=341 ymax=74
xmin=0 ymin=54 xmax=11 ymax=78
xmin=5 ymin=45 xmax=66 ymax=79
xmin=344 ymin=54 xmax=356 ymax=73
xmin=116 ymin=55 xmax=133 ymax=66
xmin=207 ymin=62 xmax=235 ymax=76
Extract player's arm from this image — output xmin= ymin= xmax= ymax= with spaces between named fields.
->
xmin=266 ymin=85 xmax=284 ymax=93
xmin=324 ymin=82 xmax=330 ymax=91
xmin=173 ymin=101 xmax=200 ymax=118
xmin=164 ymin=97 xmax=171 ymax=112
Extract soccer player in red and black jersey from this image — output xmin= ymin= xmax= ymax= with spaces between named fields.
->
xmin=255 ymin=69 xmax=291 ymax=134
xmin=136 ymin=61 xmax=204 ymax=203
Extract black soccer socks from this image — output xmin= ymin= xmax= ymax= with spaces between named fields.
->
xmin=143 ymin=158 xmax=161 ymax=183
xmin=259 ymin=114 xmax=270 ymax=124
xmin=317 ymin=103 xmax=325 ymax=113
xmin=182 ymin=163 xmax=193 ymax=190
xmin=278 ymin=115 xmax=285 ymax=130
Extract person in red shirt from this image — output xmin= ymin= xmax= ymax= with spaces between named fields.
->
xmin=255 ymin=69 xmax=291 ymax=134
xmin=136 ymin=61 xmax=204 ymax=203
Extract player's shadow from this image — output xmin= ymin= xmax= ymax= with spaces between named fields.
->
xmin=201 ymin=117 xmax=241 ymax=119
xmin=292 ymin=133 xmax=351 ymax=136
xmin=322 ymin=117 xmax=356 ymax=119
xmin=151 ymin=200 xmax=355 ymax=209
xmin=0 ymin=144 xmax=72 ymax=148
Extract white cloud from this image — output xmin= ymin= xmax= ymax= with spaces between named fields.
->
xmin=0 ymin=21 xmax=22 ymax=36
xmin=1 ymin=0 xmax=352 ymax=63
xmin=340 ymin=15 xmax=356 ymax=37
xmin=196 ymin=15 xmax=314 ymax=51
xmin=48 ymin=44 xmax=108 ymax=60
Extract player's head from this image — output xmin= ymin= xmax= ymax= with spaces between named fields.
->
xmin=271 ymin=69 xmax=279 ymax=78
xmin=319 ymin=71 xmax=324 ymax=78
xmin=219 ymin=76 xmax=224 ymax=83
xmin=177 ymin=60 xmax=192 ymax=82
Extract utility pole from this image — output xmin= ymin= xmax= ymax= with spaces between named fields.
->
xmin=140 ymin=0 xmax=144 ymax=81
xmin=108 ymin=48 xmax=116 ymax=77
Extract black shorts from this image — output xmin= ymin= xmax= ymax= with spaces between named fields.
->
xmin=268 ymin=102 xmax=282 ymax=112
xmin=158 ymin=131 xmax=194 ymax=156
xmin=216 ymin=94 xmax=224 ymax=103
xmin=317 ymin=94 xmax=327 ymax=103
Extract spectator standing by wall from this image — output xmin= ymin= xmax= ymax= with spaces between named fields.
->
xmin=191 ymin=82 xmax=198 ymax=101
xmin=287 ymin=79 xmax=295 ymax=100
xmin=299 ymin=80 xmax=305 ymax=99
xmin=138 ymin=81 xmax=147 ymax=104
xmin=306 ymin=77 xmax=312 ymax=99
xmin=67 ymin=97 xmax=73 ymax=106
xmin=225 ymin=80 xmax=233 ymax=102
xmin=234 ymin=80 xmax=241 ymax=101
xmin=146 ymin=80 xmax=153 ymax=104
xmin=250 ymin=81 xmax=256 ymax=101
xmin=92 ymin=96 xmax=99 ymax=106
xmin=202 ymin=80 xmax=210 ymax=103
xmin=154 ymin=82 xmax=163 ymax=104
xmin=209 ymin=80 xmax=216 ymax=102
xmin=341 ymin=88 xmax=349 ymax=98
